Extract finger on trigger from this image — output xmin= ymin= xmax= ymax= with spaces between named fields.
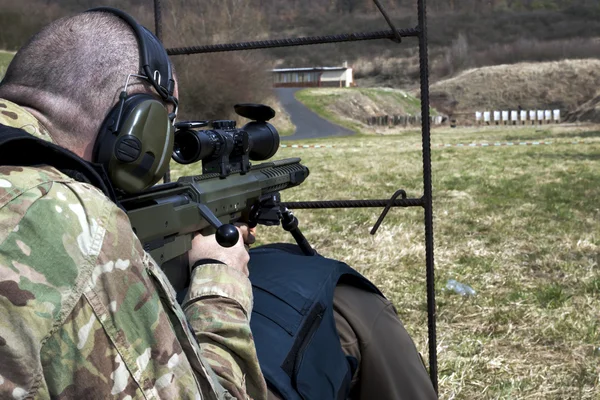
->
xmin=235 ymin=225 xmax=252 ymax=244
xmin=243 ymin=230 xmax=256 ymax=245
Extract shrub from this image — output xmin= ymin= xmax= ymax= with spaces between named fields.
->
xmin=162 ymin=0 xmax=276 ymax=121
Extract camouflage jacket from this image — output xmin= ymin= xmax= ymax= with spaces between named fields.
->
xmin=0 ymin=99 xmax=267 ymax=399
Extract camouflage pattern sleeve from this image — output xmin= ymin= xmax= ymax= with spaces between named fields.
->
xmin=0 ymin=98 xmax=54 ymax=142
xmin=0 ymin=164 xmax=228 ymax=399
xmin=183 ymin=264 xmax=268 ymax=400
xmin=1 ymin=99 xmax=260 ymax=399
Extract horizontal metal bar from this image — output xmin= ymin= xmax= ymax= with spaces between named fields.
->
xmin=166 ymin=28 xmax=419 ymax=55
xmin=281 ymin=197 xmax=424 ymax=209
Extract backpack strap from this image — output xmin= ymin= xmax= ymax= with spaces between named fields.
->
xmin=0 ymin=123 xmax=121 ymax=205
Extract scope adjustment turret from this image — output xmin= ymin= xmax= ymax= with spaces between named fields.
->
xmin=211 ymin=120 xmax=236 ymax=130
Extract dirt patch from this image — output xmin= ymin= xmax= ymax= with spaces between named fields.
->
xmin=425 ymin=59 xmax=600 ymax=116
xmin=565 ymin=91 xmax=600 ymax=123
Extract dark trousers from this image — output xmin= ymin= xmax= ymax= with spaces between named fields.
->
xmin=266 ymin=283 xmax=438 ymax=400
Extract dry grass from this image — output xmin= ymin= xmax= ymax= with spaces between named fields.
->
xmin=427 ymin=59 xmax=600 ymax=116
xmin=566 ymin=91 xmax=600 ymax=124
xmin=170 ymin=124 xmax=600 ymax=399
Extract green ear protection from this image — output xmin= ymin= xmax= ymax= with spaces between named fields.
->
xmin=86 ymin=6 xmax=178 ymax=194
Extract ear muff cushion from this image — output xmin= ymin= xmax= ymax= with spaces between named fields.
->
xmin=103 ymin=96 xmax=174 ymax=194
xmin=93 ymin=93 xmax=156 ymax=166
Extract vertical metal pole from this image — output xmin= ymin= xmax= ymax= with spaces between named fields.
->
xmin=154 ymin=0 xmax=163 ymax=41
xmin=154 ymin=0 xmax=171 ymax=184
xmin=417 ymin=0 xmax=438 ymax=393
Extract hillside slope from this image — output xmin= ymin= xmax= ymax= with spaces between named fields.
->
xmin=295 ymin=87 xmax=436 ymax=134
xmin=427 ymin=59 xmax=600 ymax=116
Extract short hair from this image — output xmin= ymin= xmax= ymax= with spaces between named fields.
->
xmin=0 ymin=11 xmax=153 ymax=124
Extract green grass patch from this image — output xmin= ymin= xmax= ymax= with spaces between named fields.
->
xmin=294 ymin=88 xmax=365 ymax=134
xmin=294 ymin=87 xmax=437 ymax=135
xmin=359 ymin=87 xmax=430 ymax=115
xmin=533 ymin=283 xmax=572 ymax=309
xmin=585 ymin=278 xmax=600 ymax=295
xmin=278 ymin=127 xmax=294 ymax=136
xmin=0 ymin=50 xmax=15 ymax=81
xmin=169 ymin=125 xmax=600 ymax=399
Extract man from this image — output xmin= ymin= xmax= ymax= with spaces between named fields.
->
xmin=0 ymin=8 xmax=266 ymax=399
xmin=0 ymin=7 xmax=436 ymax=400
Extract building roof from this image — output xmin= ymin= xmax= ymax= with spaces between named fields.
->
xmin=272 ymin=66 xmax=349 ymax=72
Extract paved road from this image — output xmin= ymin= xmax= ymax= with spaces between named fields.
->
xmin=275 ymin=88 xmax=355 ymax=140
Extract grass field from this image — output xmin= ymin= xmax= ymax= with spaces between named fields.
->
xmin=172 ymin=123 xmax=599 ymax=399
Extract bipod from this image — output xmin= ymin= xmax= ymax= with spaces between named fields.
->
xmin=250 ymin=193 xmax=316 ymax=256
xmin=280 ymin=207 xmax=315 ymax=256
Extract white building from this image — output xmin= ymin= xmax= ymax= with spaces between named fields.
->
xmin=272 ymin=62 xmax=354 ymax=88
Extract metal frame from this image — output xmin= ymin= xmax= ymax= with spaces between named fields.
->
xmin=154 ymin=0 xmax=438 ymax=393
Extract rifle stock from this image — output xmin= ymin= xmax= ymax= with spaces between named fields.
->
xmin=120 ymin=157 xmax=309 ymax=291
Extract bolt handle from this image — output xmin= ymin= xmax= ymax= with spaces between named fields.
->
xmin=196 ymin=203 xmax=240 ymax=248
xmin=216 ymin=224 xmax=240 ymax=247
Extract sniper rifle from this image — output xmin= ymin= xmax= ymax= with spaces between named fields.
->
xmin=118 ymin=103 xmax=312 ymax=292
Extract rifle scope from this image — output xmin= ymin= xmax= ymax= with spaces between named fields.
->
xmin=172 ymin=104 xmax=280 ymax=165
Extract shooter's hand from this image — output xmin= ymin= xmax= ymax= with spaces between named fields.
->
xmin=244 ymin=225 xmax=257 ymax=251
xmin=188 ymin=224 xmax=254 ymax=275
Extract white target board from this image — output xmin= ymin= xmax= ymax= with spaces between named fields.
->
xmin=484 ymin=111 xmax=491 ymax=122
xmin=537 ymin=110 xmax=544 ymax=121
xmin=553 ymin=109 xmax=560 ymax=121
xmin=511 ymin=111 xmax=518 ymax=121
xmin=520 ymin=110 xmax=528 ymax=121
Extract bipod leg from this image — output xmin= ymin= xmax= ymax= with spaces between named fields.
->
xmin=280 ymin=207 xmax=316 ymax=256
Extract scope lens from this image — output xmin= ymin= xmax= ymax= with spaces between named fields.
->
xmin=172 ymin=129 xmax=222 ymax=164
xmin=172 ymin=129 xmax=201 ymax=164
xmin=243 ymin=121 xmax=280 ymax=160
